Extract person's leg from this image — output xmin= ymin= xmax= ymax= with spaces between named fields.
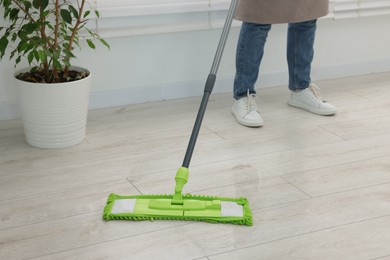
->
xmin=287 ymin=19 xmax=316 ymax=90
xmin=234 ymin=22 xmax=271 ymax=99
xmin=232 ymin=22 xmax=271 ymax=127
xmin=286 ymin=19 xmax=336 ymax=115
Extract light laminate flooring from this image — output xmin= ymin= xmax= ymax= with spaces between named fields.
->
xmin=1 ymin=72 xmax=390 ymax=260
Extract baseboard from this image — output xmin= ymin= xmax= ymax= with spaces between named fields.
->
xmin=312 ymin=59 xmax=390 ymax=81
xmin=1 ymin=60 xmax=389 ymax=121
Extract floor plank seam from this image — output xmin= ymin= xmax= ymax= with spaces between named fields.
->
xmin=0 ymin=154 xmax=139 ymax=179
xmin=309 ymin=179 xmax=390 ymax=199
xmin=192 ymin=257 xmax=210 ymax=260
xmin=0 ymin=178 xmax=134 ymax=203
xmin=318 ymin=125 xmax=349 ymax=141
xmin=203 ymin=125 xmax=227 ymax=141
xmin=279 ymin=175 xmax=313 ymax=198
xmin=280 ymin=154 xmax=390 ymax=180
xmin=318 ymin=113 xmax=390 ymax=140
xmin=27 ymin=222 xmax=195 ymax=260
xmin=350 ymin=90 xmax=379 ymax=102
xmin=252 ymin=197 xmax=314 ymax=212
xmin=126 ymin=178 xmax=144 ymax=195
xmin=205 ymin=213 xmax=390 ymax=260
xmin=371 ymin=254 xmax=390 ymax=260
xmin=0 ymin=210 xmax=96 ymax=233
xmin=189 ymin=178 xmax=313 ymax=210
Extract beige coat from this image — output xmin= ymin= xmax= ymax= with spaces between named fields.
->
xmin=235 ymin=0 xmax=329 ymax=24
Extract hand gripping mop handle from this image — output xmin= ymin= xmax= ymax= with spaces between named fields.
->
xmin=182 ymin=0 xmax=238 ymax=168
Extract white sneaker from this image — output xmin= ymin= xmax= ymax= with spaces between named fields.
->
xmin=287 ymin=83 xmax=336 ymax=116
xmin=232 ymin=91 xmax=264 ymax=127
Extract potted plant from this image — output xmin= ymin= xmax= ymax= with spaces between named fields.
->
xmin=0 ymin=0 xmax=109 ymax=148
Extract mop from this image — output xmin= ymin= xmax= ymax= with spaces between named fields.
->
xmin=103 ymin=0 xmax=252 ymax=226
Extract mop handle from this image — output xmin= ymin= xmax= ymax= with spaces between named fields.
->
xmin=182 ymin=0 xmax=238 ymax=168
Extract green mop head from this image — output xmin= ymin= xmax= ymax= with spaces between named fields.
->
xmin=103 ymin=168 xmax=253 ymax=226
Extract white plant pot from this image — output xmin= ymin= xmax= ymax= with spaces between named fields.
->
xmin=15 ymin=67 xmax=91 ymax=148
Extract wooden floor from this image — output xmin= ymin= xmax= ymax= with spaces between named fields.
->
xmin=1 ymin=72 xmax=390 ymax=260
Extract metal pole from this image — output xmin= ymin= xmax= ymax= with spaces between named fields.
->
xmin=210 ymin=0 xmax=238 ymax=75
xmin=182 ymin=0 xmax=238 ymax=168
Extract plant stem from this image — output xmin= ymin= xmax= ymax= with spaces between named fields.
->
xmin=11 ymin=0 xmax=35 ymax=22
xmin=53 ymin=0 xmax=60 ymax=81
xmin=65 ymin=0 xmax=86 ymax=75
xmin=38 ymin=0 xmax=49 ymax=75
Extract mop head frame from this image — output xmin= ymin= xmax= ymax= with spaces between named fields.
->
xmin=103 ymin=193 xmax=253 ymax=226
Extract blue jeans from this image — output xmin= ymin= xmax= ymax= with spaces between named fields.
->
xmin=234 ymin=20 xmax=317 ymax=99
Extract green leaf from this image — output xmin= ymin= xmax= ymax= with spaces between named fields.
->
xmin=32 ymin=0 xmax=39 ymax=9
xmin=31 ymin=66 xmax=38 ymax=73
xmin=3 ymin=0 xmax=12 ymax=7
xmin=86 ymin=39 xmax=95 ymax=49
xmin=53 ymin=59 xmax=62 ymax=70
xmin=63 ymin=49 xmax=75 ymax=59
xmin=9 ymin=9 xmax=19 ymax=21
xmin=62 ymin=58 xmax=71 ymax=68
xmin=47 ymin=23 xmax=54 ymax=31
xmin=18 ymin=42 xmax=29 ymax=52
xmin=83 ymin=10 xmax=90 ymax=18
xmin=24 ymin=44 xmax=35 ymax=54
xmin=11 ymin=33 xmax=17 ymax=42
xmin=99 ymin=38 xmax=110 ymax=49
xmin=23 ymin=1 xmax=32 ymax=10
xmin=42 ymin=10 xmax=50 ymax=18
xmin=28 ymin=51 xmax=34 ymax=64
xmin=33 ymin=50 xmax=39 ymax=61
xmin=85 ymin=28 xmax=94 ymax=35
xmin=60 ymin=9 xmax=72 ymax=24
xmin=37 ymin=49 xmax=46 ymax=63
xmin=69 ymin=5 xmax=78 ymax=19
xmin=0 ymin=37 xmax=9 ymax=58
xmin=95 ymin=10 xmax=100 ymax=18
xmin=41 ymin=0 xmax=48 ymax=9
xmin=10 ymin=49 xmax=16 ymax=60
xmin=31 ymin=0 xmax=48 ymax=9
xmin=43 ymin=48 xmax=51 ymax=57
xmin=15 ymin=55 xmax=21 ymax=66
xmin=26 ymin=23 xmax=38 ymax=35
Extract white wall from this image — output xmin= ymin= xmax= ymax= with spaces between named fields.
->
xmin=1 ymin=14 xmax=390 ymax=120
